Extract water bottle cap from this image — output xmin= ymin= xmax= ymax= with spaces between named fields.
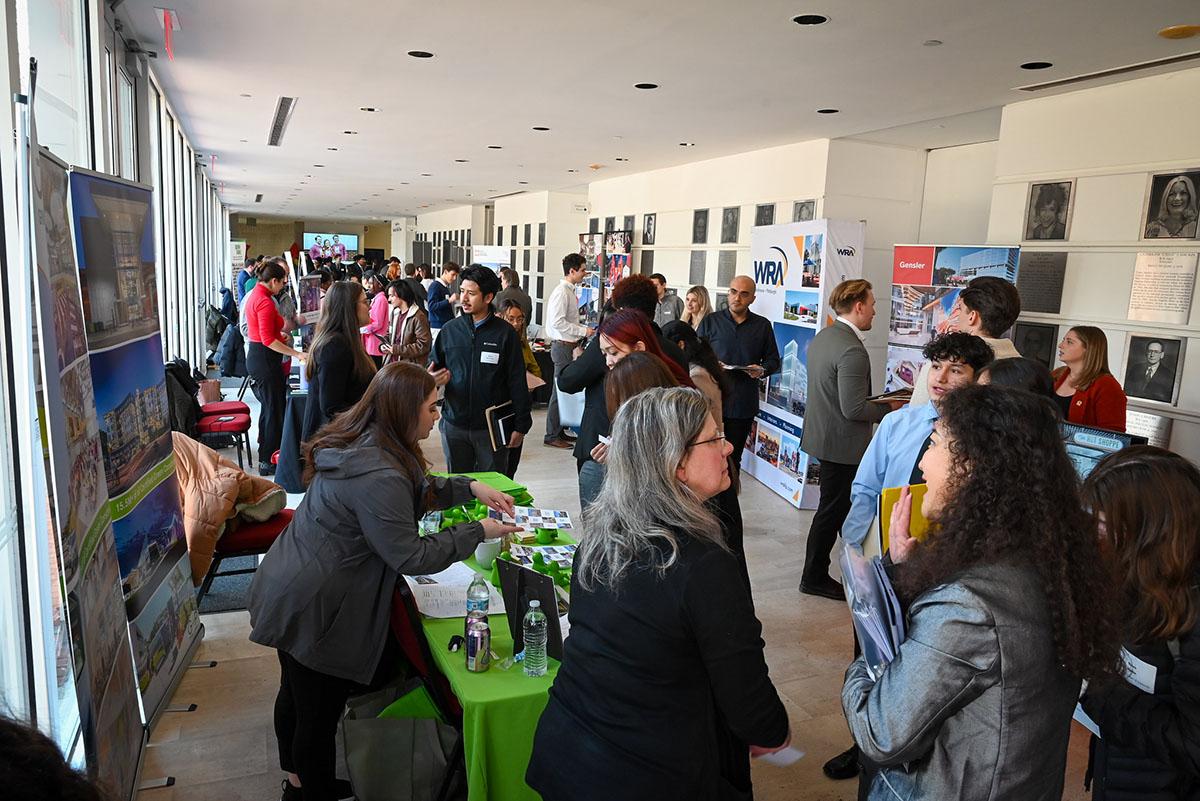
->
xmin=529 ymin=600 xmax=540 ymax=608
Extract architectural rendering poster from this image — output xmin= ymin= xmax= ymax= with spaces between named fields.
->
xmin=886 ymin=245 xmax=1020 ymax=392
xmin=33 ymin=152 xmax=142 ymax=800
xmin=577 ymin=232 xmax=607 ymax=327
xmin=68 ymin=170 xmax=201 ymax=727
xmin=746 ymin=219 xmax=865 ymax=508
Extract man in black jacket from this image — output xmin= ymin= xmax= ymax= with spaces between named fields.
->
xmin=431 ymin=264 xmax=531 ymax=473
xmin=558 ymin=275 xmax=686 ymax=510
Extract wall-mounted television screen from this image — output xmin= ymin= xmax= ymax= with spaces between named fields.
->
xmin=304 ymin=232 xmax=359 ymax=262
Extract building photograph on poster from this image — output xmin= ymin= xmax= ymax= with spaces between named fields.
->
xmin=779 ymin=434 xmax=802 ymax=478
xmin=1013 ymin=322 xmax=1058 ymax=369
xmin=90 ymin=335 xmax=171 ymax=497
xmin=1122 ymin=333 xmax=1185 ymax=405
xmin=1023 ymin=180 xmax=1074 ymax=241
xmin=70 ymin=174 xmax=158 ymax=350
xmin=113 ymin=469 xmax=187 ymax=603
xmin=885 ymin=345 xmax=925 ymax=391
xmin=1143 ymin=170 xmax=1200 ymax=239
xmin=754 ymin=427 xmax=780 ymax=467
xmin=889 ymin=285 xmax=959 ymax=347
xmin=766 ymin=325 xmax=815 ymax=418
xmin=801 ymin=235 xmax=823 ymax=287
xmin=129 ymin=557 xmax=200 ymax=707
xmin=783 ymin=290 xmax=819 ymax=323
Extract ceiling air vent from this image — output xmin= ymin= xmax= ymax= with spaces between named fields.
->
xmin=267 ymin=96 xmax=298 ymax=146
xmin=489 ymin=191 xmax=525 ymax=200
xmin=1016 ymin=50 xmax=1200 ymax=92
xmin=254 ymin=193 xmax=263 ymax=203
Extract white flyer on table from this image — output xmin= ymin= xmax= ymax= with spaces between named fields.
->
xmin=404 ymin=562 xmax=505 ymax=618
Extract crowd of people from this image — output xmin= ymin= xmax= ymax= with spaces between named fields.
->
xmin=205 ymin=248 xmax=1193 ymax=801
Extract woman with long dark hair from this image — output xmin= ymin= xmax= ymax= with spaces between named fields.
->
xmin=249 ymin=363 xmax=521 ymax=801
xmin=360 ymin=271 xmax=390 ymax=367
xmin=301 ymin=281 xmax=377 ymax=443
xmin=844 ymin=385 xmax=1121 ymax=800
xmin=528 ymin=388 xmax=790 ymax=800
xmin=381 ymin=279 xmax=431 ymax=366
xmin=661 ymin=320 xmax=730 ymax=423
xmin=597 ymin=309 xmax=694 ymax=386
xmin=1079 ymin=446 xmax=1200 ymax=800
xmin=245 ymin=258 xmax=306 ymax=475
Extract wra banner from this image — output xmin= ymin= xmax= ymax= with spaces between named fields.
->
xmin=32 ymin=149 xmax=143 ymax=798
xmin=744 ymin=219 xmax=865 ymax=508
xmin=885 ymin=245 xmax=1021 ymax=392
xmin=68 ymin=170 xmax=202 ymax=727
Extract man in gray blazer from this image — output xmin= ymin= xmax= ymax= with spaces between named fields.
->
xmin=800 ymin=279 xmax=900 ymax=600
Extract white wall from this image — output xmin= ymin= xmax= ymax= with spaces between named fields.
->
xmin=988 ymin=65 xmax=1200 ymax=457
xmin=491 ymin=190 xmax=589 ymax=323
xmin=918 ymin=141 xmax=998 ymax=244
xmin=587 ymin=139 xmax=831 ymax=298
xmin=416 ymin=205 xmax=473 ymax=234
xmin=390 ymin=216 xmax=415 ymax=262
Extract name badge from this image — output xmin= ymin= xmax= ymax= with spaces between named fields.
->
xmin=1120 ymin=648 xmax=1157 ymax=694
xmin=480 ymin=351 xmax=500 ymax=365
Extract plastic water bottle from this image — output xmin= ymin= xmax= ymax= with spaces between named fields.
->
xmin=465 ymin=573 xmax=490 ymax=638
xmin=523 ymin=600 xmax=548 ymax=677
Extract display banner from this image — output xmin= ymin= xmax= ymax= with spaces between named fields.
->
xmin=885 ymin=245 xmax=1020 ymax=391
xmin=744 ymin=219 xmax=866 ymax=508
xmin=68 ymin=170 xmax=202 ymax=727
xmin=471 ymin=245 xmax=510 ymax=273
xmin=32 ymin=151 xmax=142 ymax=798
xmin=229 ymin=239 xmax=246 ymax=290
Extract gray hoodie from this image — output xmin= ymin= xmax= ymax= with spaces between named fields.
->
xmin=248 ymin=432 xmax=483 ymax=683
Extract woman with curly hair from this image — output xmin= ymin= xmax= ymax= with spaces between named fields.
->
xmin=1078 ymin=446 xmax=1200 ymax=800
xmin=843 ymin=384 xmax=1121 ymax=801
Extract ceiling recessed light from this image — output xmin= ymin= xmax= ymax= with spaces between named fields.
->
xmin=1020 ymin=61 xmax=1053 ymax=70
xmin=923 ymin=39 xmax=942 ymax=46
xmin=239 ymin=138 xmax=248 ymax=143
xmin=359 ymin=106 xmax=378 ymax=112
xmin=407 ymin=50 xmax=434 ymax=58
xmin=313 ymin=164 xmax=325 ymax=167
xmin=792 ymin=14 xmax=829 ymax=25
xmin=615 ymin=157 xmax=629 ymax=162
xmin=532 ymin=126 xmax=550 ymax=132
xmin=454 ymin=159 xmax=469 ymax=163
xmin=679 ymin=142 xmax=695 ymax=147
xmin=518 ymin=181 xmax=528 ymax=185
xmin=420 ymin=173 xmax=432 ymax=177
xmin=401 ymin=181 xmax=409 ymax=185
xmin=567 ymin=169 xmax=578 ymax=173
xmin=239 ymin=93 xmax=252 ymax=98
xmin=343 ymin=130 xmax=358 ymax=135
xmin=634 ymin=82 xmax=658 ymax=90
xmin=387 ymin=188 xmax=395 ymax=191
xmin=816 ymin=108 xmax=839 ymax=114
xmin=327 ymin=147 xmax=338 ymax=151
xmin=488 ymin=145 xmax=503 ymax=149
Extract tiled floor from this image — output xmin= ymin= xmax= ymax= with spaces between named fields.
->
xmin=138 ymin=400 xmax=1091 ymax=800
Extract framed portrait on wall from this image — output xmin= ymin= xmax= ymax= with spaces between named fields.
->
xmin=1122 ymin=332 xmax=1186 ymax=405
xmin=755 ymin=203 xmax=776 ymax=227
xmin=1012 ymin=322 xmax=1058 ymax=369
xmin=692 ymin=209 xmax=709 ymax=244
xmin=721 ymin=207 xmax=740 ymax=244
xmin=1023 ymin=180 xmax=1074 ymax=241
xmin=623 ymin=215 xmax=635 ymax=233
xmin=793 ymin=200 xmax=816 ymax=222
xmin=643 ymin=213 xmax=656 ymax=245
xmin=1142 ymin=170 xmax=1200 ymax=239
xmin=604 ymin=217 xmax=615 ymax=234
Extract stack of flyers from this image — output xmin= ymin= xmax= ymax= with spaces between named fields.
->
xmin=490 ymin=506 xmax=575 ymax=531
xmin=839 ymin=547 xmax=906 ymax=680
xmin=509 ymin=544 xmax=577 ymax=570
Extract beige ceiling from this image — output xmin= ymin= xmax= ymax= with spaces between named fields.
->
xmin=122 ymin=0 xmax=1199 ymax=220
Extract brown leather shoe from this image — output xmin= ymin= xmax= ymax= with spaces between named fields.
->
xmin=543 ymin=438 xmax=572 ymax=449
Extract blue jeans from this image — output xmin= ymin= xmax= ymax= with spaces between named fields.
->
xmin=577 ymin=459 xmax=606 ymax=513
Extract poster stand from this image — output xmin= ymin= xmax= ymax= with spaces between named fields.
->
xmin=743 ymin=219 xmax=866 ymax=508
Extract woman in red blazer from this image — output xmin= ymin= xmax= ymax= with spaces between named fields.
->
xmin=1052 ymin=326 xmax=1127 ymax=432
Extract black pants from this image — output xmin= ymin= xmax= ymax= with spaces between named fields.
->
xmin=274 ymin=640 xmax=397 ymax=801
xmin=248 ymin=342 xmax=286 ymax=465
xmin=802 ymin=459 xmax=858 ymax=585
xmin=723 ymin=417 xmax=754 ymax=472
xmin=504 ymin=441 xmax=523 ymax=479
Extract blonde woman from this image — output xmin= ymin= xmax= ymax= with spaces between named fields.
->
xmin=681 ymin=285 xmax=713 ymax=329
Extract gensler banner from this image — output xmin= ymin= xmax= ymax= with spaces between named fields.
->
xmin=745 ymin=219 xmax=865 ymax=508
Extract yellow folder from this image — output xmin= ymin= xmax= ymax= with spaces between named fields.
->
xmin=877 ymin=483 xmax=930 ymax=555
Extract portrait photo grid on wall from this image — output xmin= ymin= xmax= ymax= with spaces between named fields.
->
xmin=643 ymin=213 xmax=656 ymax=245
xmin=1012 ymin=322 xmax=1058 ymax=369
xmin=1122 ymin=332 xmax=1186 ymax=406
xmin=1143 ymin=170 xmax=1200 ymax=239
xmin=1023 ymin=180 xmax=1075 ymax=241
xmin=693 ymin=209 xmax=709 ymax=244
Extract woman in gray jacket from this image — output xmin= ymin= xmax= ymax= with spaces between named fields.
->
xmin=248 ymin=362 xmax=521 ymax=801
xmin=843 ymin=385 xmax=1122 ymax=801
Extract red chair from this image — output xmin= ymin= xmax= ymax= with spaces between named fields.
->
xmin=200 ymin=400 xmax=251 ymax=417
xmin=195 ymin=413 xmax=253 ymax=469
xmin=196 ymin=508 xmax=293 ymax=603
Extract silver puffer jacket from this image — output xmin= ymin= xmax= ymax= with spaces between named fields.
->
xmin=843 ymin=561 xmax=1081 ymax=801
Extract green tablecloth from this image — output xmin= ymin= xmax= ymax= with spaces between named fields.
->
xmin=422 ymin=616 xmax=557 ymax=801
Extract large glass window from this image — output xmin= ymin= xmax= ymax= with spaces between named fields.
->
xmin=116 ymin=70 xmax=135 ymax=181
xmin=22 ymin=0 xmax=92 ymax=166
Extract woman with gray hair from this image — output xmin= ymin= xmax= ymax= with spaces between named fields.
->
xmin=526 ymin=387 xmax=790 ymax=801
